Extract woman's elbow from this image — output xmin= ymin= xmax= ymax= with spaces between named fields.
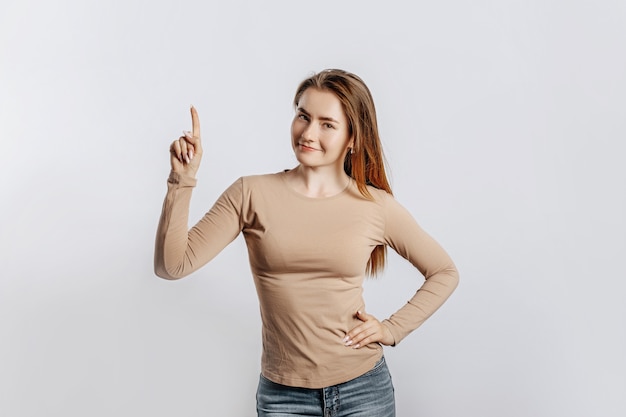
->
xmin=448 ymin=265 xmax=460 ymax=290
xmin=154 ymin=264 xmax=186 ymax=281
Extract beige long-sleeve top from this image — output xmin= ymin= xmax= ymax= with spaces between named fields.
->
xmin=155 ymin=170 xmax=459 ymax=389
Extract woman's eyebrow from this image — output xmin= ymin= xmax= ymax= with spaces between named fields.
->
xmin=297 ymin=107 xmax=341 ymax=124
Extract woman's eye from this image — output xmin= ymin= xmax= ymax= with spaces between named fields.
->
xmin=324 ymin=123 xmax=334 ymax=129
xmin=298 ymin=114 xmax=309 ymax=121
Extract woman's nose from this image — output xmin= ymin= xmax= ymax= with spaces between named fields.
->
xmin=302 ymin=123 xmax=317 ymax=141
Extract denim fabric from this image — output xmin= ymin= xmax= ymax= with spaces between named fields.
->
xmin=256 ymin=356 xmax=395 ymax=417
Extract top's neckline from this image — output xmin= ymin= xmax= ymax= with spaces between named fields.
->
xmin=278 ymin=170 xmax=353 ymax=201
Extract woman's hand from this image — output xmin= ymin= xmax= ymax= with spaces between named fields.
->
xmin=169 ymin=106 xmax=203 ymax=177
xmin=343 ymin=310 xmax=395 ymax=349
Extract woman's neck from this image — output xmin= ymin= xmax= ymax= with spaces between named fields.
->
xmin=286 ymin=165 xmax=351 ymax=198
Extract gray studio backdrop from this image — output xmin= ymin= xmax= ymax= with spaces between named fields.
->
xmin=1 ymin=0 xmax=624 ymax=416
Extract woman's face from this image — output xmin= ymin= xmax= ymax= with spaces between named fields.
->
xmin=291 ymin=88 xmax=353 ymax=170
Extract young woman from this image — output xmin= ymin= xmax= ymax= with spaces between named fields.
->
xmin=155 ymin=69 xmax=459 ymax=416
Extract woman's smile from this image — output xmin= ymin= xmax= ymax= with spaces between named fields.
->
xmin=298 ymin=143 xmax=320 ymax=152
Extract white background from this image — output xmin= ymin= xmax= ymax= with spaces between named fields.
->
xmin=1 ymin=0 xmax=625 ymax=416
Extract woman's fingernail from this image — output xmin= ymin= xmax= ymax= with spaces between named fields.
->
xmin=189 ymin=149 xmax=194 ymax=160
xmin=345 ymin=340 xmax=353 ymax=346
xmin=353 ymin=344 xmax=360 ymax=349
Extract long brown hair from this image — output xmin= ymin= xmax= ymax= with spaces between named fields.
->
xmin=293 ymin=69 xmax=393 ymax=276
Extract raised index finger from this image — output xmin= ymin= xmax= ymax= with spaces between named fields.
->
xmin=190 ymin=105 xmax=201 ymax=139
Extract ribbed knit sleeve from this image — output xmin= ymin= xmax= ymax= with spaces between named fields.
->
xmin=380 ymin=195 xmax=459 ymax=344
xmin=154 ymin=172 xmax=244 ymax=280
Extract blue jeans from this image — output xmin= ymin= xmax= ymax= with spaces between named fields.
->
xmin=256 ymin=356 xmax=395 ymax=417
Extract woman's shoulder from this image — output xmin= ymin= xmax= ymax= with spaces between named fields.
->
xmin=235 ymin=171 xmax=288 ymax=194
xmin=240 ymin=170 xmax=286 ymax=184
xmin=350 ymin=183 xmax=394 ymax=205
xmin=367 ymin=184 xmax=393 ymax=199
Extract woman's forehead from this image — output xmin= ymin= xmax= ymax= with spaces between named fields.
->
xmin=297 ymin=88 xmax=346 ymax=119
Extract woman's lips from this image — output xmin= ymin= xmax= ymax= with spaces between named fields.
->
xmin=298 ymin=143 xmax=319 ymax=151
